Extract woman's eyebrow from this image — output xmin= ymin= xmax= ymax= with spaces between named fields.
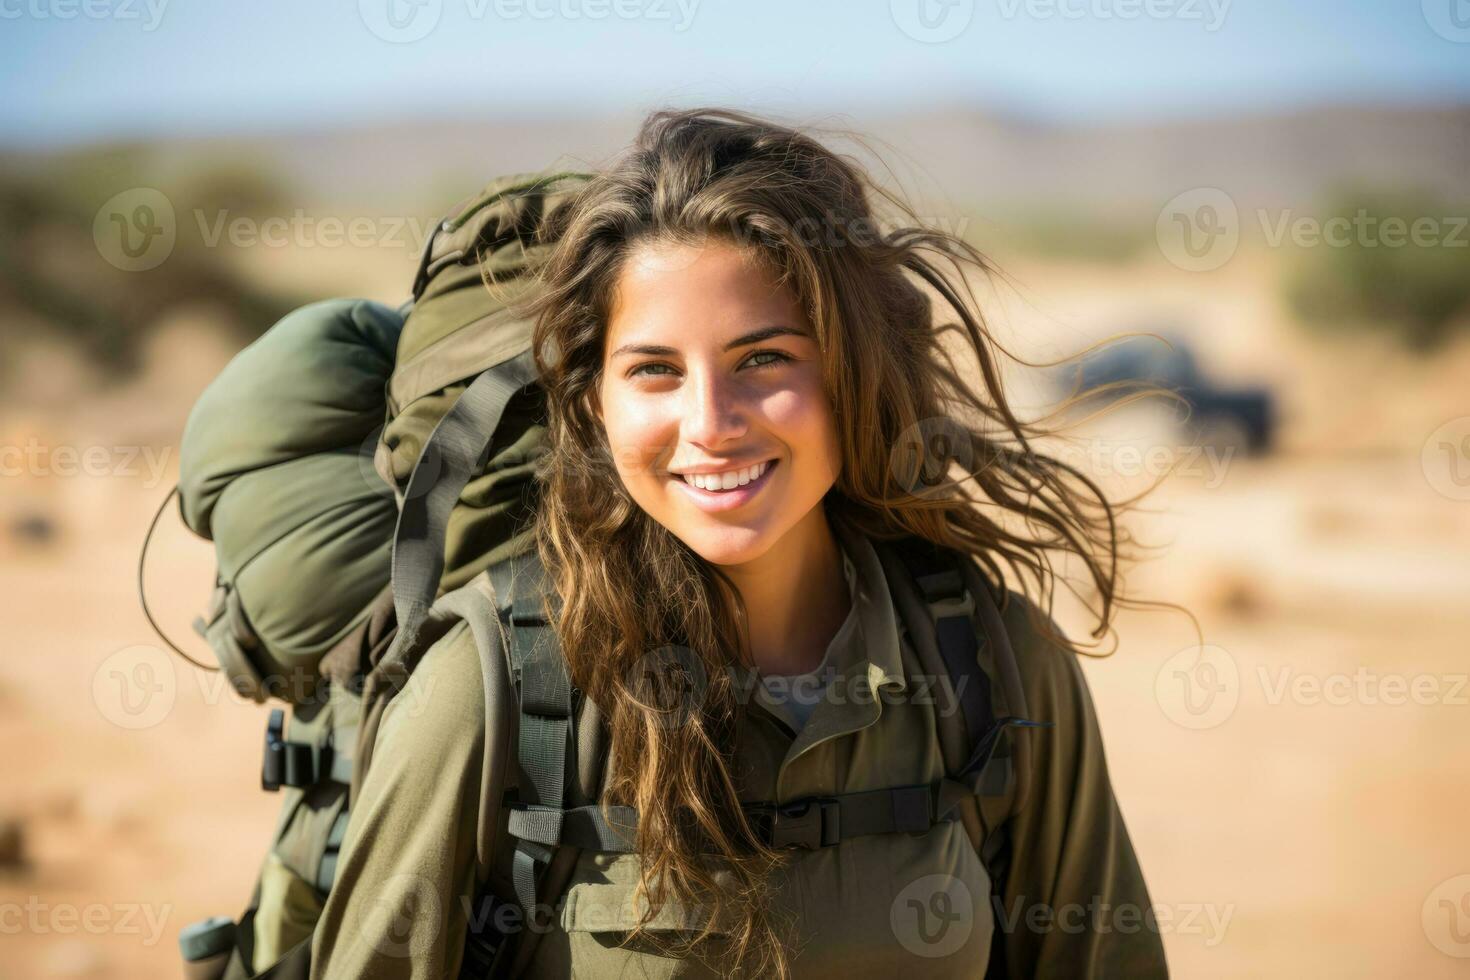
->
xmin=723 ymin=324 xmax=806 ymax=351
xmin=610 ymin=325 xmax=807 ymax=359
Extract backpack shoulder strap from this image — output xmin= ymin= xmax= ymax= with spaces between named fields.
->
xmin=498 ymin=552 xmax=578 ymax=925
xmin=460 ymin=549 xmax=627 ymax=978
xmin=879 ymin=534 xmax=1052 ymax=896
xmin=886 ymin=536 xmax=996 ymax=762
xmin=385 ymin=351 xmax=539 ymax=662
xmin=953 ymin=557 xmax=1045 ymax=817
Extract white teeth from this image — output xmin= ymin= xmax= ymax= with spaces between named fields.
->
xmin=682 ymin=460 xmax=769 ymax=491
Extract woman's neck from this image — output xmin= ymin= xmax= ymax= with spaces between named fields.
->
xmin=722 ymin=505 xmax=851 ymax=677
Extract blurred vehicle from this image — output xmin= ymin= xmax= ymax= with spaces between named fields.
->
xmin=1064 ymin=333 xmax=1276 ymax=454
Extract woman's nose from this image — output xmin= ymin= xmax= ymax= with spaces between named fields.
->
xmin=681 ymin=370 xmax=748 ymax=448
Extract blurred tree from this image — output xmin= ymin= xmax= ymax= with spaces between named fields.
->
xmin=1285 ymin=189 xmax=1470 ymax=351
xmin=0 ymin=147 xmax=306 ymax=385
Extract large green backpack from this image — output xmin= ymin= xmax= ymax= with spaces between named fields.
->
xmin=161 ymin=170 xmax=1044 ymax=979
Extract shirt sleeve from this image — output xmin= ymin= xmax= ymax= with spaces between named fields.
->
xmin=990 ymin=596 xmax=1170 ymax=979
xmin=309 ymin=621 xmax=485 ymax=980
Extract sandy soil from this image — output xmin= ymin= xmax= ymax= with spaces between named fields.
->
xmin=3 ymin=252 xmax=1468 ymax=978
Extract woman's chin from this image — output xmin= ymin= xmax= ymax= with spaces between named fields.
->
xmin=671 ymin=523 xmax=776 ymax=568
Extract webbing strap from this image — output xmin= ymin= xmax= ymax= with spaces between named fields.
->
xmin=889 ymin=537 xmax=995 ymax=753
xmin=515 ymin=708 xmax=570 ymax=807
xmin=503 ymin=779 xmax=972 ymax=855
xmin=504 ymin=558 xmax=578 ymax=930
xmin=316 ymin=809 xmax=351 ymax=894
xmin=507 ymin=803 xmax=640 ymax=851
xmin=387 ymin=350 xmax=538 ymax=661
xmin=745 ymin=777 xmax=974 ymax=850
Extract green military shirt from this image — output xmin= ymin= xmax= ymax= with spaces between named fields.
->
xmin=311 ymin=521 xmax=1167 ymax=978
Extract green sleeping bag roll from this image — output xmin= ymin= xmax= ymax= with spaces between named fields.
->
xmin=178 ymin=298 xmax=404 ymax=702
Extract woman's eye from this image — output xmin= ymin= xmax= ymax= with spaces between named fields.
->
xmin=629 ymin=362 xmax=675 ymax=378
xmin=745 ymin=350 xmax=792 ymax=370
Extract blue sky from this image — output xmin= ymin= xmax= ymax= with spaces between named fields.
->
xmin=2 ymin=0 xmax=1467 ymax=147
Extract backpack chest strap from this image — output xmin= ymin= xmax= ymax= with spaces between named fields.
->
xmin=506 ymin=778 xmax=976 ymax=854
xmin=743 ymin=779 xmax=971 ymax=850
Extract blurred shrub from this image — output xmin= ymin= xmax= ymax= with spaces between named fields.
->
xmin=0 ymin=148 xmax=306 ymax=385
xmin=996 ymin=212 xmax=1150 ymax=263
xmin=960 ymin=204 xmax=1151 ymax=264
xmin=1285 ymin=190 xmax=1470 ymax=350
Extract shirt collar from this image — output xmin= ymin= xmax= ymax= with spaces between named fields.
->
xmin=830 ymin=515 xmax=908 ymax=696
xmin=742 ymin=515 xmax=910 ymax=738
xmin=753 ymin=516 xmax=910 ymax=766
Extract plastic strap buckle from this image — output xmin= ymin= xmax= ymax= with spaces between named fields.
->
xmin=262 ymin=709 xmax=286 ymax=791
xmin=261 ymin=709 xmax=337 ymax=793
xmin=754 ymin=798 xmax=841 ymax=850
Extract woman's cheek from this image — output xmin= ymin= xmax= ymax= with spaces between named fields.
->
xmin=607 ymin=395 xmax=674 ymax=482
xmin=763 ymin=380 xmax=839 ymax=471
xmin=757 ymin=385 xmax=811 ymax=432
xmin=607 ymin=442 xmax=649 ymax=487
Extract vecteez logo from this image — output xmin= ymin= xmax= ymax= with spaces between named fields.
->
xmin=1422 ymin=0 xmax=1470 ymax=43
xmin=891 ymin=874 xmax=975 ymax=957
xmin=360 ymin=0 xmax=443 ymax=42
xmin=1154 ymin=644 xmax=1239 ymax=730
xmin=0 ymin=0 xmax=169 ymax=30
xmin=891 ymin=0 xmax=975 ymax=43
xmin=92 ymin=645 xmax=178 ymax=730
xmin=1156 ymin=188 xmax=1240 ymax=272
xmin=1422 ymin=417 xmax=1470 ymax=502
xmin=93 ymin=188 xmax=176 ymax=272
xmin=1423 ymin=874 xmax=1470 ymax=958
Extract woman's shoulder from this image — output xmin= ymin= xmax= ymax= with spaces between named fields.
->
xmin=991 ymin=586 xmax=1099 ymax=721
xmin=375 ymin=617 xmax=488 ymax=752
xmin=985 ymin=585 xmax=1117 ymax=825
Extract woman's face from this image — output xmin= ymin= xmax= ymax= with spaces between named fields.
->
xmin=597 ymin=238 xmax=842 ymax=566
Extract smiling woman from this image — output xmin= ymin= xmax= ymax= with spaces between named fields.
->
xmin=597 ymin=240 xmax=847 ymax=677
xmin=309 ymin=107 xmax=1166 ymax=980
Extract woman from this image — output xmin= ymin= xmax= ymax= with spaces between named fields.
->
xmin=311 ymin=108 xmax=1167 ymax=978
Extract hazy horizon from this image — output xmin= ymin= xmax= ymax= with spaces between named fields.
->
xmin=4 ymin=0 xmax=1469 ymax=149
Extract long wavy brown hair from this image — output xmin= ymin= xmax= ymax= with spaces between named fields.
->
xmin=522 ymin=107 xmax=1144 ymax=977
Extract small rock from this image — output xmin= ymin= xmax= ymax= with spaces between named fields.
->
xmin=1203 ymin=569 xmax=1265 ymax=617
xmin=0 ymin=813 xmax=27 ymax=870
xmin=10 ymin=512 xmax=57 ymax=546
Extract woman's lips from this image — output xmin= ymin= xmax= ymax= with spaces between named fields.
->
xmin=672 ymin=459 xmax=779 ymax=513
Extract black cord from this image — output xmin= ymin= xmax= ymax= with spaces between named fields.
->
xmin=138 ymin=483 xmax=218 ymax=672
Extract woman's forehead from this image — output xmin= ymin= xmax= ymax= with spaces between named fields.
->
xmin=605 ymin=239 xmax=810 ymax=349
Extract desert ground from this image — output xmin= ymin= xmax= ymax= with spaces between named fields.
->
xmin=3 ymin=245 xmax=1468 ymax=978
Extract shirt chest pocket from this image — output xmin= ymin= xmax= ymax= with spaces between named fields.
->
xmin=521 ymin=851 xmax=739 ymax=980
xmin=769 ymin=820 xmax=996 ymax=978
xmin=522 ymin=823 xmax=994 ymax=980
